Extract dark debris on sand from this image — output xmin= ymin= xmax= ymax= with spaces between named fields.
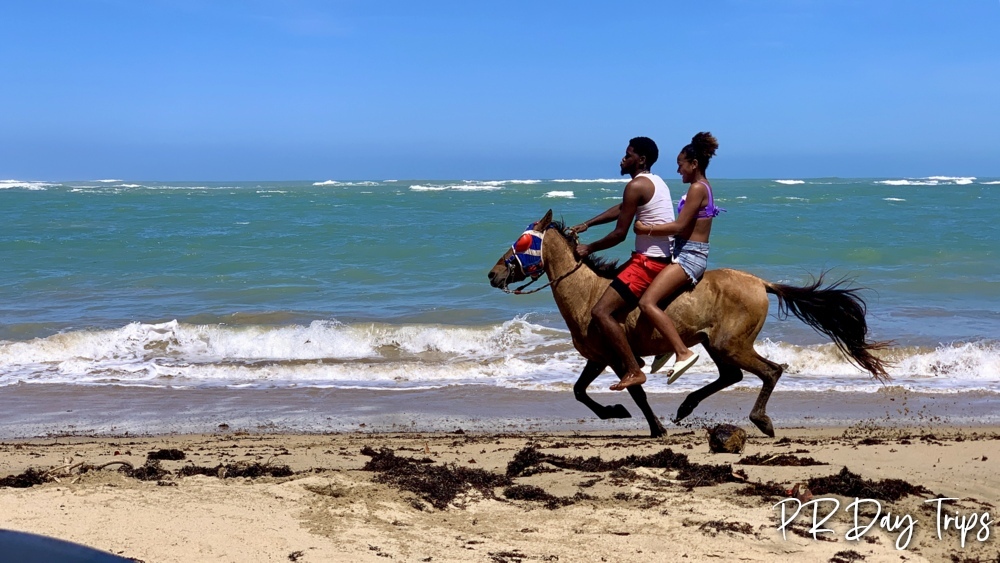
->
xmin=808 ymin=467 xmax=933 ymax=502
xmin=0 ymin=468 xmax=50 ymax=488
xmin=361 ymin=446 xmax=511 ymax=510
xmin=735 ymin=467 xmax=933 ymax=504
xmin=830 ymin=549 xmax=866 ymax=563
xmin=177 ymin=461 xmax=293 ymax=479
xmin=506 ymin=446 xmax=746 ymax=488
xmin=502 ymin=484 xmax=576 ymax=510
xmin=738 ymin=453 xmax=826 ymax=466
xmin=147 ymin=449 xmax=186 ymax=461
xmin=735 ymin=481 xmax=789 ymax=503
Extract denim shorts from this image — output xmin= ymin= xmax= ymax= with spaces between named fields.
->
xmin=672 ymin=238 xmax=710 ymax=285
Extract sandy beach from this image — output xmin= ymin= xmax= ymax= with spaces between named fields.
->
xmin=2 ymin=422 xmax=999 ymax=562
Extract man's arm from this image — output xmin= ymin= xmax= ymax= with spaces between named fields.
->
xmin=576 ymin=177 xmax=650 ymax=257
xmin=571 ymin=204 xmax=622 ymax=234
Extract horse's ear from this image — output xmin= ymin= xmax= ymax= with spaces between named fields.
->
xmin=538 ymin=209 xmax=553 ymax=230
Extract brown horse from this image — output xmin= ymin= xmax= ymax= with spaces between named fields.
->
xmin=487 ymin=210 xmax=890 ymax=438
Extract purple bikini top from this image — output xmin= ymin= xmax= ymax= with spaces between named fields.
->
xmin=677 ymin=180 xmax=724 ymax=219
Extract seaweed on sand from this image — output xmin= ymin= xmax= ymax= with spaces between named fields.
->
xmin=738 ymin=453 xmax=825 ymax=466
xmin=506 ymin=446 xmax=745 ymax=487
xmin=0 ymin=468 xmax=51 ymax=488
xmin=808 ymin=467 xmax=933 ymax=502
xmin=502 ymin=484 xmax=574 ymax=509
xmin=177 ymin=460 xmax=293 ymax=479
xmin=361 ymin=446 xmax=511 ymax=510
xmin=147 ymin=449 xmax=186 ymax=461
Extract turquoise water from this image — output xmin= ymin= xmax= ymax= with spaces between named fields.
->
xmin=1 ymin=176 xmax=998 ymax=394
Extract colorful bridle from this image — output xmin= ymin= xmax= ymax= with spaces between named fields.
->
xmin=501 ymin=222 xmax=582 ymax=295
xmin=504 ymin=222 xmax=547 ymax=280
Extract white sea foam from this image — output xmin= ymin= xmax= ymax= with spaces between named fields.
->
xmin=0 ymin=180 xmax=55 ymax=190
xmin=543 ymin=191 xmax=575 ymax=198
xmin=2 ymin=321 xmax=998 ymax=393
xmin=0 ymin=318 xmax=570 ymax=389
xmin=877 ymin=176 xmax=976 ymax=186
xmin=981 ymin=181 xmax=1000 ymax=185
xmin=774 ymin=179 xmax=805 ymax=185
xmin=508 ymin=180 xmax=542 ymax=184
xmin=116 ymin=184 xmax=143 ymax=188
xmin=312 ymin=180 xmax=381 ymax=186
xmin=552 ymin=178 xmax=627 ymax=183
xmin=883 ymin=197 xmax=906 ymax=202
xmin=927 ymin=176 xmax=975 ymax=184
xmin=410 ymin=183 xmax=502 ymax=192
xmin=877 ymin=179 xmax=938 ymax=186
xmin=94 ymin=179 xmax=122 ymax=183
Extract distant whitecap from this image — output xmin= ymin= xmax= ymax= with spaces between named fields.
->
xmin=774 ymin=179 xmax=805 ymax=185
xmin=878 ymin=176 xmax=976 ymax=186
xmin=313 ymin=180 xmax=380 ymax=186
xmin=883 ymin=197 xmax=906 ymax=202
xmin=877 ymin=179 xmax=938 ymax=186
xmin=927 ymin=176 xmax=975 ymax=184
xmin=552 ymin=178 xmax=627 ymax=183
xmin=543 ymin=191 xmax=575 ymax=198
xmin=1 ymin=180 xmax=55 ymax=190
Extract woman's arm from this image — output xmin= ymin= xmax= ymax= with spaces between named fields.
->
xmin=634 ymin=182 xmax=708 ymax=236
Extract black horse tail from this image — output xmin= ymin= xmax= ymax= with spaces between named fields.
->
xmin=765 ymin=275 xmax=892 ymax=382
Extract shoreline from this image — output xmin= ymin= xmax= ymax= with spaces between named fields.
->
xmin=2 ymin=426 xmax=999 ymax=562
xmin=2 ymin=385 xmax=1000 ymax=440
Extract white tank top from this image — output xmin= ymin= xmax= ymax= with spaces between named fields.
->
xmin=633 ymin=172 xmax=674 ymax=258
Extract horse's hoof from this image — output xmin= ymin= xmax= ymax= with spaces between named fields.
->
xmin=674 ymin=399 xmax=699 ymax=423
xmin=649 ymin=425 xmax=666 ymax=438
xmin=751 ymin=416 xmax=776 ymax=438
xmin=599 ymin=404 xmax=632 ymax=419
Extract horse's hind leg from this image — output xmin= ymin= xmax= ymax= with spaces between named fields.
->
xmin=573 ymin=360 xmax=632 ymax=420
xmin=674 ymin=345 xmax=744 ymax=425
xmin=728 ymin=348 xmax=785 ymax=437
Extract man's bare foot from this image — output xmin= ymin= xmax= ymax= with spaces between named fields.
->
xmin=610 ymin=372 xmax=646 ymax=391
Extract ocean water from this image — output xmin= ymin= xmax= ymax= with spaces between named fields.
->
xmin=1 ymin=176 xmax=998 ymax=397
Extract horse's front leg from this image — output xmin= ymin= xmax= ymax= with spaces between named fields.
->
xmin=625 ymin=383 xmax=666 ymax=438
xmin=573 ymin=360 xmax=632 ymax=419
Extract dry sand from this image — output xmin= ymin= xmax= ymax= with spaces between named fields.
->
xmin=2 ymin=424 xmax=999 ymax=563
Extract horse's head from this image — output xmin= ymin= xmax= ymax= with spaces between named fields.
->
xmin=487 ymin=209 xmax=555 ymax=291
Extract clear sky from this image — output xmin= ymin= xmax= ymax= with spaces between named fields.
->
xmin=2 ymin=0 xmax=998 ymax=180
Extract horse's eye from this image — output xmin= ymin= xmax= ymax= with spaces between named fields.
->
xmin=513 ymin=233 xmax=533 ymax=253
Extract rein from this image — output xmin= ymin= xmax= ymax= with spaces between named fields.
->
xmin=505 ymin=260 xmax=584 ymax=295
xmin=503 ymin=226 xmax=584 ymax=295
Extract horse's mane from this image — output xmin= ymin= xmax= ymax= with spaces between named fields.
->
xmin=550 ymin=220 xmax=621 ymax=279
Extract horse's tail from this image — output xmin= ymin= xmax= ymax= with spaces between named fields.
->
xmin=765 ymin=274 xmax=892 ymax=382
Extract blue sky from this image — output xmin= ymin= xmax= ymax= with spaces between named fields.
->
xmin=2 ymin=0 xmax=998 ymax=180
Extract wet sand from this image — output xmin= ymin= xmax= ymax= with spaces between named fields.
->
xmin=1 ymin=384 xmax=999 ymax=438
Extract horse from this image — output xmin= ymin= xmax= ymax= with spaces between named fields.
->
xmin=487 ymin=210 xmax=890 ymax=438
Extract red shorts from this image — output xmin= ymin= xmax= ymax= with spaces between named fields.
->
xmin=611 ymin=252 xmax=670 ymax=304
